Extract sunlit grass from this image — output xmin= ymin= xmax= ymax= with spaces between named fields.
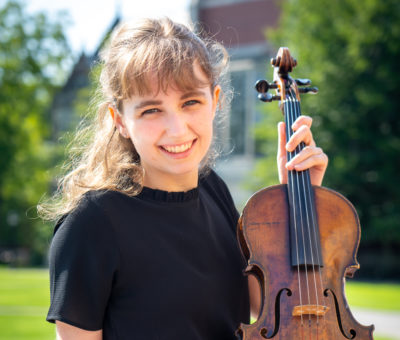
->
xmin=0 ymin=315 xmax=55 ymax=340
xmin=0 ymin=267 xmax=398 ymax=339
xmin=0 ymin=267 xmax=54 ymax=340
xmin=346 ymin=281 xmax=400 ymax=311
xmin=0 ymin=268 xmax=50 ymax=306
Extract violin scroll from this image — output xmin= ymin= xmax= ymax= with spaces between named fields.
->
xmin=255 ymin=48 xmax=318 ymax=105
xmin=270 ymin=47 xmax=297 ymax=76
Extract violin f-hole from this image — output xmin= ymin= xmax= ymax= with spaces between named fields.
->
xmin=324 ymin=288 xmax=357 ymax=339
xmin=260 ymin=288 xmax=292 ymax=339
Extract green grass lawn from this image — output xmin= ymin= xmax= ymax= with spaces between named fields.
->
xmin=346 ymin=281 xmax=400 ymax=312
xmin=0 ymin=267 xmax=55 ymax=340
xmin=0 ymin=267 xmax=398 ymax=339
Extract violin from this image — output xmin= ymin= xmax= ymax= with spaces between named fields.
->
xmin=237 ymin=48 xmax=374 ymax=339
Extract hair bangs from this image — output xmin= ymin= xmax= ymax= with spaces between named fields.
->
xmin=120 ymin=37 xmax=213 ymax=100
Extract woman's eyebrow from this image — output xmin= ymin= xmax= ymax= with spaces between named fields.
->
xmin=134 ymin=91 xmax=206 ymax=110
xmin=134 ymin=100 xmax=162 ymax=110
xmin=180 ymin=90 xmax=206 ymax=100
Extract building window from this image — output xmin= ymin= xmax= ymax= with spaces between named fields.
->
xmin=230 ymin=70 xmax=247 ymax=155
xmin=227 ymin=59 xmax=259 ymax=157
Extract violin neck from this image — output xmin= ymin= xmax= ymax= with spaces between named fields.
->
xmin=283 ymin=96 xmax=324 ymax=268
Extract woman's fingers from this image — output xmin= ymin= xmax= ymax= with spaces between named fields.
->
xmin=286 ymin=146 xmax=326 ymax=171
xmin=286 ymin=146 xmax=328 ymax=186
xmin=277 ymin=115 xmax=328 ymax=186
xmin=286 ymin=124 xmax=315 ymax=152
xmin=292 ymin=115 xmax=312 ymax=130
xmin=287 ymin=115 xmax=314 ymax=151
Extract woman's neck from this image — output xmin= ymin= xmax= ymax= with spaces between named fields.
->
xmin=142 ymin=171 xmax=199 ymax=192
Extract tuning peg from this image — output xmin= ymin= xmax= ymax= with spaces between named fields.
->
xmin=255 ymin=79 xmax=278 ymax=94
xmin=257 ymin=93 xmax=281 ymax=102
xmin=255 ymin=79 xmax=270 ymax=93
xmin=295 ymin=78 xmax=312 ymax=86
xmin=298 ymin=87 xmax=318 ymax=94
xmin=257 ymin=93 xmax=273 ymax=102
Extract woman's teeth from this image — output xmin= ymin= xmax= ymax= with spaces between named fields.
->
xmin=162 ymin=141 xmax=193 ymax=153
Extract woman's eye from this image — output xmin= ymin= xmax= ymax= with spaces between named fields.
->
xmin=183 ymin=100 xmax=200 ymax=107
xmin=142 ymin=108 xmax=159 ymax=115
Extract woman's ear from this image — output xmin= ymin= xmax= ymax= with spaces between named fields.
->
xmin=212 ymin=85 xmax=221 ymax=118
xmin=108 ymin=106 xmax=129 ymax=138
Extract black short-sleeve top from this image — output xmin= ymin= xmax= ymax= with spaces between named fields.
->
xmin=47 ymin=170 xmax=250 ymax=339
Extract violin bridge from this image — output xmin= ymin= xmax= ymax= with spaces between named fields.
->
xmin=292 ymin=304 xmax=330 ymax=316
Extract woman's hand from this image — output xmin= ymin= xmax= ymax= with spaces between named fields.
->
xmin=277 ymin=115 xmax=328 ymax=186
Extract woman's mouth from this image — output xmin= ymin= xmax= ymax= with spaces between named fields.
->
xmin=160 ymin=140 xmax=196 ymax=156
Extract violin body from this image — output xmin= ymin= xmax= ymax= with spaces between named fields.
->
xmin=237 ymin=184 xmax=374 ymax=339
xmin=237 ymin=48 xmax=374 ymax=339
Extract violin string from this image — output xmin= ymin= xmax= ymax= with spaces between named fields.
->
xmin=288 ymin=95 xmax=312 ymax=330
xmin=305 ymin=165 xmax=327 ymax=328
xmin=295 ymin=94 xmax=319 ymax=312
xmin=288 ymin=95 xmax=313 ymax=329
xmin=294 ymin=96 xmax=327 ymax=329
xmin=293 ymin=97 xmax=321 ymax=331
xmin=284 ymin=98 xmax=304 ymax=327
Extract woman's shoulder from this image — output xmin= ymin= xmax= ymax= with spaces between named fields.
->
xmin=54 ymin=189 xmax=125 ymax=236
xmin=200 ymin=169 xmax=233 ymax=200
xmin=200 ymin=169 xmax=239 ymax=222
xmin=84 ymin=188 xmax=126 ymax=206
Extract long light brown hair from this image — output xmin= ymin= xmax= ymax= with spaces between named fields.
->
xmin=38 ymin=17 xmax=230 ymax=221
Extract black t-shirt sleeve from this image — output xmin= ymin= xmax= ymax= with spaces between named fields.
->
xmin=46 ymin=194 xmax=119 ymax=331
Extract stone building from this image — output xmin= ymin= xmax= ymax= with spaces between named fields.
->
xmin=190 ymin=0 xmax=280 ymax=205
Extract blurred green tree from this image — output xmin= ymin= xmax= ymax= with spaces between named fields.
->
xmin=253 ymin=0 xmax=400 ymax=278
xmin=0 ymin=0 xmax=71 ymax=264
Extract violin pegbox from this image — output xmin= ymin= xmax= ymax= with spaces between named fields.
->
xmin=255 ymin=47 xmax=318 ymax=104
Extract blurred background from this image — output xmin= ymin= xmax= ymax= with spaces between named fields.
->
xmin=0 ymin=0 xmax=399 ymax=339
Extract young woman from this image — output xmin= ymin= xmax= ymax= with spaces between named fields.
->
xmin=40 ymin=17 xmax=328 ymax=340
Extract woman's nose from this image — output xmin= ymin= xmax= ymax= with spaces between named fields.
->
xmin=165 ymin=112 xmax=188 ymax=136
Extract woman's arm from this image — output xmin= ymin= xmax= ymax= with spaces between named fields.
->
xmin=56 ymin=321 xmax=102 ymax=340
xmin=249 ymin=275 xmax=261 ymax=320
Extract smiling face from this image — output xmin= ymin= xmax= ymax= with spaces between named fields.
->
xmin=113 ymin=63 xmax=220 ymax=191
